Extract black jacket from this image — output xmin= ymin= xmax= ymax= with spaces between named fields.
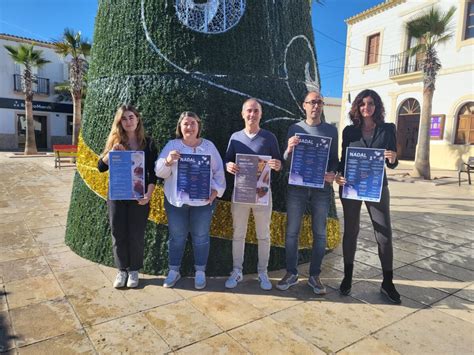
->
xmin=98 ymin=136 xmax=158 ymax=187
xmin=338 ymin=123 xmax=398 ymax=186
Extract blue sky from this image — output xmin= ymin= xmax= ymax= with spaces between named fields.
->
xmin=0 ymin=0 xmax=382 ymax=98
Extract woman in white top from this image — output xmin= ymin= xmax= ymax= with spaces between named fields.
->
xmin=155 ymin=111 xmax=226 ymax=289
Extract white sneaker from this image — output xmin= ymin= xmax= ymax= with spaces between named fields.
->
xmin=225 ymin=269 xmax=243 ymax=289
xmin=127 ymin=270 xmax=139 ymax=288
xmin=194 ymin=271 xmax=206 ymax=290
xmin=258 ymin=272 xmax=272 ymax=291
xmin=113 ymin=270 xmax=127 ymax=288
xmin=163 ymin=270 xmax=181 ymax=288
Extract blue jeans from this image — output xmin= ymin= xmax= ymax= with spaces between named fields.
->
xmin=285 ymin=184 xmax=331 ymax=276
xmin=164 ymin=198 xmax=216 ymax=272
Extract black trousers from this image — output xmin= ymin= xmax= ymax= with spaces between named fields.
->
xmin=107 ymin=200 xmax=150 ymax=270
xmin=340 ymin=185 xmax=393 ymax=271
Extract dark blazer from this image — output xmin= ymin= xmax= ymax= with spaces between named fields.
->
xmin=98 ymin=136 xmax=158 ymax=187
xmin=338 ymin=122 xmax=398 ymax=186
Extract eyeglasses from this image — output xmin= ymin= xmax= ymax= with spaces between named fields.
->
xmin=304 ymin=100 xmax=324 ymax=106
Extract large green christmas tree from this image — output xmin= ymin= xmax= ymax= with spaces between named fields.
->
xmin=66 ymin=0 xmax=340 ymax=276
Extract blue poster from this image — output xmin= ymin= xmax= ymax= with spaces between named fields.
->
xmin=289 ymin=134 xmax=332 ymax=188
xmin=342 ymin=147 xmax=385 ymax=202
xmin=233 ymin=154 xmax=272 ymax=205
xmin=109 ymin=151 xmax=145 ymax=200
xmin=177 ymin=153 xmax=211 ymax=203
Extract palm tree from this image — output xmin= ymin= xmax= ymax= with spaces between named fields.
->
xmin=4 ymin=44 xmax=50 ymax=155
xmin=52 ymin=28 xmax=91 ymax=146
xmin=407 ymin=5 xmax=456 ymax=179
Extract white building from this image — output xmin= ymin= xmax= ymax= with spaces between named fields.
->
xmin=0 ymin=33 xmax=73 ymax=150
xmin=340 ymin=0 xmax=474 ymax=170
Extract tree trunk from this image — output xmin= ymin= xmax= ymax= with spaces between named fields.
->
xmin=72 ymin=94 xmax=82 ymax=146
xmin=24 ymin=98 xmax=38 ymax=155
xmin=411 ymin=86 xmax=433 ymax=179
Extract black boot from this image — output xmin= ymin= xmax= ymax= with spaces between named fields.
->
xmin=339 ymin=263 xmax=353 ymax=296
xmin=381 ymin=270 xmax=401 ymax=304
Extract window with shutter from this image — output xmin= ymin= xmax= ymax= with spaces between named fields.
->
xmin=365 ymin=33 xmax=380 ymax=65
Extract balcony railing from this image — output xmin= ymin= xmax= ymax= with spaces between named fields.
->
xmin=13 ymin=74 xmax=50 ymax=95
xmin=389 ymin=52 xmax=424 ymax=77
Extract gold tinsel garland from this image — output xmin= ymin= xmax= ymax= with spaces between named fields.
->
xmin=77 ymin=134 xmax=340 ymax=249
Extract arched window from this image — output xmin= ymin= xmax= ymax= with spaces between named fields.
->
xmin=455 ymin=102 xmax=474 ymax=144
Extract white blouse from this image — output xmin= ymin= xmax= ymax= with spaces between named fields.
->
xmin=155 ymin=138 xmax=226 ymax=207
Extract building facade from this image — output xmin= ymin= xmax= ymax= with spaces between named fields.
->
xmin=0 ymin=34 xmax=73 ymax=151
xmin=340 ymin=0 xmax=474 ymax=170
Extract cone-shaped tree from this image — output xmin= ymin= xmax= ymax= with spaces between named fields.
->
xmin=407 ymin=5 xmax=455 ymax=180
xmin=66 ymin=0 xmax=340 ymax=276
xmin=4 ymin=44 xmax=50 ymax=155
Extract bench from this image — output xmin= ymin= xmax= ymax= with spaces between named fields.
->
xmin=458 ymin=156 xmax=474 ymax=186
xmin=53 ymin=144 xmax=78 ymax=169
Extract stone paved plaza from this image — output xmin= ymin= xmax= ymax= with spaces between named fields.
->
xmin=0 ymin=152 xmax=473 ymax=354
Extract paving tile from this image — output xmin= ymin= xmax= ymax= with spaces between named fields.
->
xmin=56 ymin=265 xmax=112 ymax=295
xmin=331 ymin=261 xmax=382 ymax=280
xmin=188 ymin=292 xmax=264 ymax=330
xmin=392 ymin=221 xmax=433 ymax=235
xmin=68 ymin=287 xmax=135 ymax=326
xmin=86 ymin=313 xmax=169 ymax=353
xmin=5 ymin=274 xmax=64 ymax=309
xmin=0 ymin=310 xmax=15 ymax=352
xmin=168 ymin=276 xmax=228 ymax=300
xmin=427 ymin=226 xmax=473 ymax=241
xmin=430 ymin=252 xmax=474 ymax=271
xmin=10 ymin=298 xmax=81 ymax=347
xmin=271 ymin=294 xmax=396 ymax=353
xmin=416 ymin=228 xmax=471 ymax=245
xmin=401 ymin=235 xmax=457 ymax=251
xmin=373 ymin=308 xmax=474 ymax=354
xmin=224 ymin=275 xmax=305 ymax=316
xmin=144 ymin=300 xmax=221 ymax=350
xmin=40 ymin=244 xmax=71 ymax=255
xmin=453 ymin=284 xmax=474 ymax=302
xmin=394 ymin=265 xmax=468 ymax=294
xmin=0 ymin=256 xmax=51 ymax=283
xmin=413 ymin=258 xmax=474 ymax=282
xmin=0 ymin=233 xmax=35 ymax=249
xmin=45 ymin=250 xmax=93 ymax=273
xmin=349 ymin=280 xmax=426 ymax=311
xmin=448 ymin=245 xmax=474 ymax=258
xmin=338 ymin=336 xmax=401 ymax=355
xmin=391 ymin=247 xmax=427 ymax=264
xmin=25 ymin=217 xmax=62 ymax=230
xmin=391 ymin=238 xmax=441 ymax=257
xmin=0 ymin=245 xmax=43 ymax=263
xmin=354 ymin=249 xmax=406 ymax=270
xmin=431 ymin=294 xmax=474 ymax=324
xmin=229 ymin=316 xmax=324 ymax=354
xmin=18 ymin=330 xmax=94 ymax=354
xmin=0 ymin=213 xmax=24 ymax=225
xmin=0 ymin=222 xmax=30 ymax=236
xmin=31 ymin=226 xmax=66 ymax=247
xmin=176 ymin=333 xmax=249 ymax=354
xmin=121 ymin=277 xmax=183 ymax=311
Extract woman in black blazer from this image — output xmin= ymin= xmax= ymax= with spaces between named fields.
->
xmin=336 ymin=89 xmax=401 ymax=304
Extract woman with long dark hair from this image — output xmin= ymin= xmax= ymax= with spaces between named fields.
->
xmin=336 ymin=89 xmax=401 ymax=304
xmin=98 ymin=105 xmax=157 ymax=288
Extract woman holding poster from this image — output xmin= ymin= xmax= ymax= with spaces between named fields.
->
xmin=98 ymin=105 xmax=157 ymax=289
xmin=335 ymin=89 xmax=401 ymax=304
xmin=155 ymin=112 xmax=226 ymax=290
